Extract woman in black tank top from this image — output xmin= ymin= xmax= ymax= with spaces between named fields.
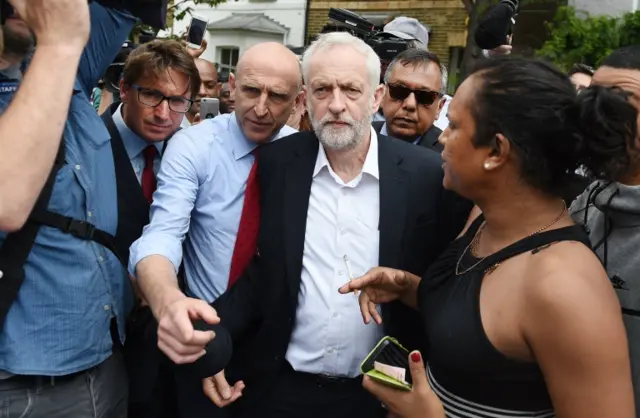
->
xmin=340 ymin=58 xmax=634 ymax=418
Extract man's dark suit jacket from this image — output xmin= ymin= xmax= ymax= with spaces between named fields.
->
xmin=372 ymin=120 xmax=443 ymax=152
xmin=205 ymin=130 xmax=471 ymax=412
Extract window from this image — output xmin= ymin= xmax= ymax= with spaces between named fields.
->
xmin=218 ymin=47 xmax=240 ymax=78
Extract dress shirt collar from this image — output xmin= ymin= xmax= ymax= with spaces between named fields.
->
xmin=313 ymin=126 xmax=379 ymax=180
xmin=113 ymin=103 xmax=163 ymax=160
xmin=229 ymin=112 xmax=299 ymax=161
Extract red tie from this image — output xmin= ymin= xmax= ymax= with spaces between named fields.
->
xmin=141 ymin=145 xmax=157 ymax=204
xmin=228 ymin=152 xmax=260 ymax=287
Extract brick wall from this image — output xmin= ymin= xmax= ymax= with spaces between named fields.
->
xmin=307 ymin=0 xmax=468 ymax=64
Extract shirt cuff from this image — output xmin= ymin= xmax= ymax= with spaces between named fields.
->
xmin=128 ymin=236 xmax=183 ymax=278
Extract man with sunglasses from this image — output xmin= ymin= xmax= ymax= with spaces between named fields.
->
xmin=374 ymin=48 xmax=447 ymax=152
xmin=98 ymin=39 xmax=201 ymax=417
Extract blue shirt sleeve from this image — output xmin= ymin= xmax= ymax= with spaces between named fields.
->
xmin=77 ymin=2 xmax=137 ymax=97
xmin=128 ymin=129 xmax=204 ymax=276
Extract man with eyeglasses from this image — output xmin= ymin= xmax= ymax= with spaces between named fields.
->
xmin=374 ymin=48 xmax=447 ymax=152
xmin=98 ymin=38 xmax=201 ymax=417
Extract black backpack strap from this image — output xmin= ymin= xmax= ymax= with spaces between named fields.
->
xmin=28 ymin=210 xmax=124 ymax=267
xmin=0 ymin=138 xmax=128 ymax=329
xmin=0 ymin=141 xmax=66 ymax=328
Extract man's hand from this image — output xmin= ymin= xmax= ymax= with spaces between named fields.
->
xmin=8 ymin=0 xmax=90 ymax=50
xmin=203 ymin=370 xmax=245 ymax=407
xmin=157 ymin=296 xmax=221 ymax=364
xmin=487 ymin=44 xmax=512 ymax=56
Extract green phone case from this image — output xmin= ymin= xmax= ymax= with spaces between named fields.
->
xmin=360 ymin=336 xmax=412 ymax=391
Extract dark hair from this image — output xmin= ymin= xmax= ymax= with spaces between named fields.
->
xmin=601 ymin=45 xmax=640 ymax=70
xmin=469 ymin=57 xmax=584 ymax=197
xmin=123 ymin=39 xmax=201 ymax=99
xmin=567 ymin=46 xmax=640 ymax=180
xmin=383 ymin=48 xmax=446 ymax=93
xmin=568 ymin=63 xmax=594 ymax=77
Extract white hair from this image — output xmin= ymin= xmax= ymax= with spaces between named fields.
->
xmin=301 ymin=32 xmax=381 ymax=91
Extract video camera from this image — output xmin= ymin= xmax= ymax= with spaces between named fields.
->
xmin=328 ymin=8 xmax=409 ymax=63
xmin=1 ymin=0 xmax=170 ymax=29
xmin=474 ymin=0 xmax=519 ymax=50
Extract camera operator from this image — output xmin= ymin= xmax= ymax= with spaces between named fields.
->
xmin=0 ymin=1 xmax=138 ymax=417
xmin=0 ymin=0 xmax=89 ymax=231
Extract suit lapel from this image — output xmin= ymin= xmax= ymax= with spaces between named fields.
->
xmin=417 ymin=125 xmax=443 ymax=152
xmin=103 ymin=105 xmax=150 ymax=225
xmin=378 ymin=135 xmax=409 ymax=268
xmin=283 ymin=135 xmax=318 ymax=300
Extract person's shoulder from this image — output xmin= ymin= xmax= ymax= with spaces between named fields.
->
xmin=177 ymin=114 xmax=235 ymax=144
xmin=523 ymin=235 xmax=611 ymax=309
xmin=261 ymin=129 xmax=317 ymax=158
xmin=379 ymin=134 xmax=442 ymax=170
xmin=568 ymin=180 xmax=603 ymax=218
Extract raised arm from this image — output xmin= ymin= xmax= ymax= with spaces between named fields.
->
xmin=0 ymin=0 xmax=89 ymax=231
xmin=525 ymin=247 xmax=635 ymax=418
xmin=130 ymin=130 xmax=218 ymax=365
xmin=76 ymin=1 xmax=136 ymax=96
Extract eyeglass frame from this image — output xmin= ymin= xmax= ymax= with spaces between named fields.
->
xmin=127 ymin=83 xmax=194 ymax=114
xmin=385 ymin=82 xmax=443 ymax=107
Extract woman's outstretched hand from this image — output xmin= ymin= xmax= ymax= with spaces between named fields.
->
xmin=338 ymin=267 xmax=411 ymax=325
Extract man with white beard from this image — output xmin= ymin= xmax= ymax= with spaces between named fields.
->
xmin=186 ymin=31 xmax=468 ymax=418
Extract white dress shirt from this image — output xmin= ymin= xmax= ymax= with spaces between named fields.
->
xmin=286 ymin=127 xmax=384 ymax=378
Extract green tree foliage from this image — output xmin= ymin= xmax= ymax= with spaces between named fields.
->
xmin=537 ymin=6 xmax=640 ymax=70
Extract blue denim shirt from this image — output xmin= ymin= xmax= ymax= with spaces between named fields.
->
xmin=0 ymin=4 xmax=136 ymax=376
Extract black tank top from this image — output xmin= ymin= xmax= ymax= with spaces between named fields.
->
xmin=418 ymin=215 xmax=591 ymax=418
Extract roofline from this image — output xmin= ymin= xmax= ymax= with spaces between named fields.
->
xmin=207 ymin=27 xmax=289 ymax=35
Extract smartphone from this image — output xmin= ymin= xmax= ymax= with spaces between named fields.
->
xmin=186 ymin=16 xmax=208 ymax=49
xmin=200 ymin=98 xmax=220 ymax=120
xmin=360 ymin=336 xmax=412 ymax=391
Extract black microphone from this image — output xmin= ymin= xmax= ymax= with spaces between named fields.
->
xmin=474 ymin=0 xmax=519 ymax=50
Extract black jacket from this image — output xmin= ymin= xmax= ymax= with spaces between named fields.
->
xmin=372 ymin=120 xmax=443 ymax=153
xmin=205 ymin=131 xmax=470 ymax=410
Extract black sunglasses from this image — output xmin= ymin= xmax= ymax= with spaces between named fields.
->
xmin=386 ymin=83 xmax=442 ymax=107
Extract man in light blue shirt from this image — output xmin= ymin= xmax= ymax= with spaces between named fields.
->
xmin=0 ymin=2 xmax=136 ymax=417
xmin=129 ymin=42 xmax=303 ymax=388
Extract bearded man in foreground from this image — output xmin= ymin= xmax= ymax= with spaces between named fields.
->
xmin=187 ymin=31 xmax=470 ymax=418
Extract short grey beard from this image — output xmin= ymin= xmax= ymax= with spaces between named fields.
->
xmin=309 ymin=104 xmax=373 ymax=151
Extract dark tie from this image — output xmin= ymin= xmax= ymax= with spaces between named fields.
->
xmin=228 ymin=151 xmax=260 ymax=287
xmin=141 ymin=145 xmax=157 ymax=204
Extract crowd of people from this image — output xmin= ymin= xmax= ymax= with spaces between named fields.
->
xmin=1 ymin=1 xmax=640 ymax=418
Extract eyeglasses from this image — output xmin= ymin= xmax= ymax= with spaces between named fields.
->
xmin=130 ymin=84 xmax=193 ymax=113
xmin=386 ymin=83 xmax=442 ymax=107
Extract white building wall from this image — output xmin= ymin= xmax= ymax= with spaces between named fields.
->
xmin=569 ymin=0 xmax=637 ymax=16
xmin=170 ymin=0 xmax=307 ymax=47
xmin=200 ymin=30 xmax=286 ymax=64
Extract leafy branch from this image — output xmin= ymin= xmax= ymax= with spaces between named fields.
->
xmin=536 ymin=6 xmax=640 ymax=70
